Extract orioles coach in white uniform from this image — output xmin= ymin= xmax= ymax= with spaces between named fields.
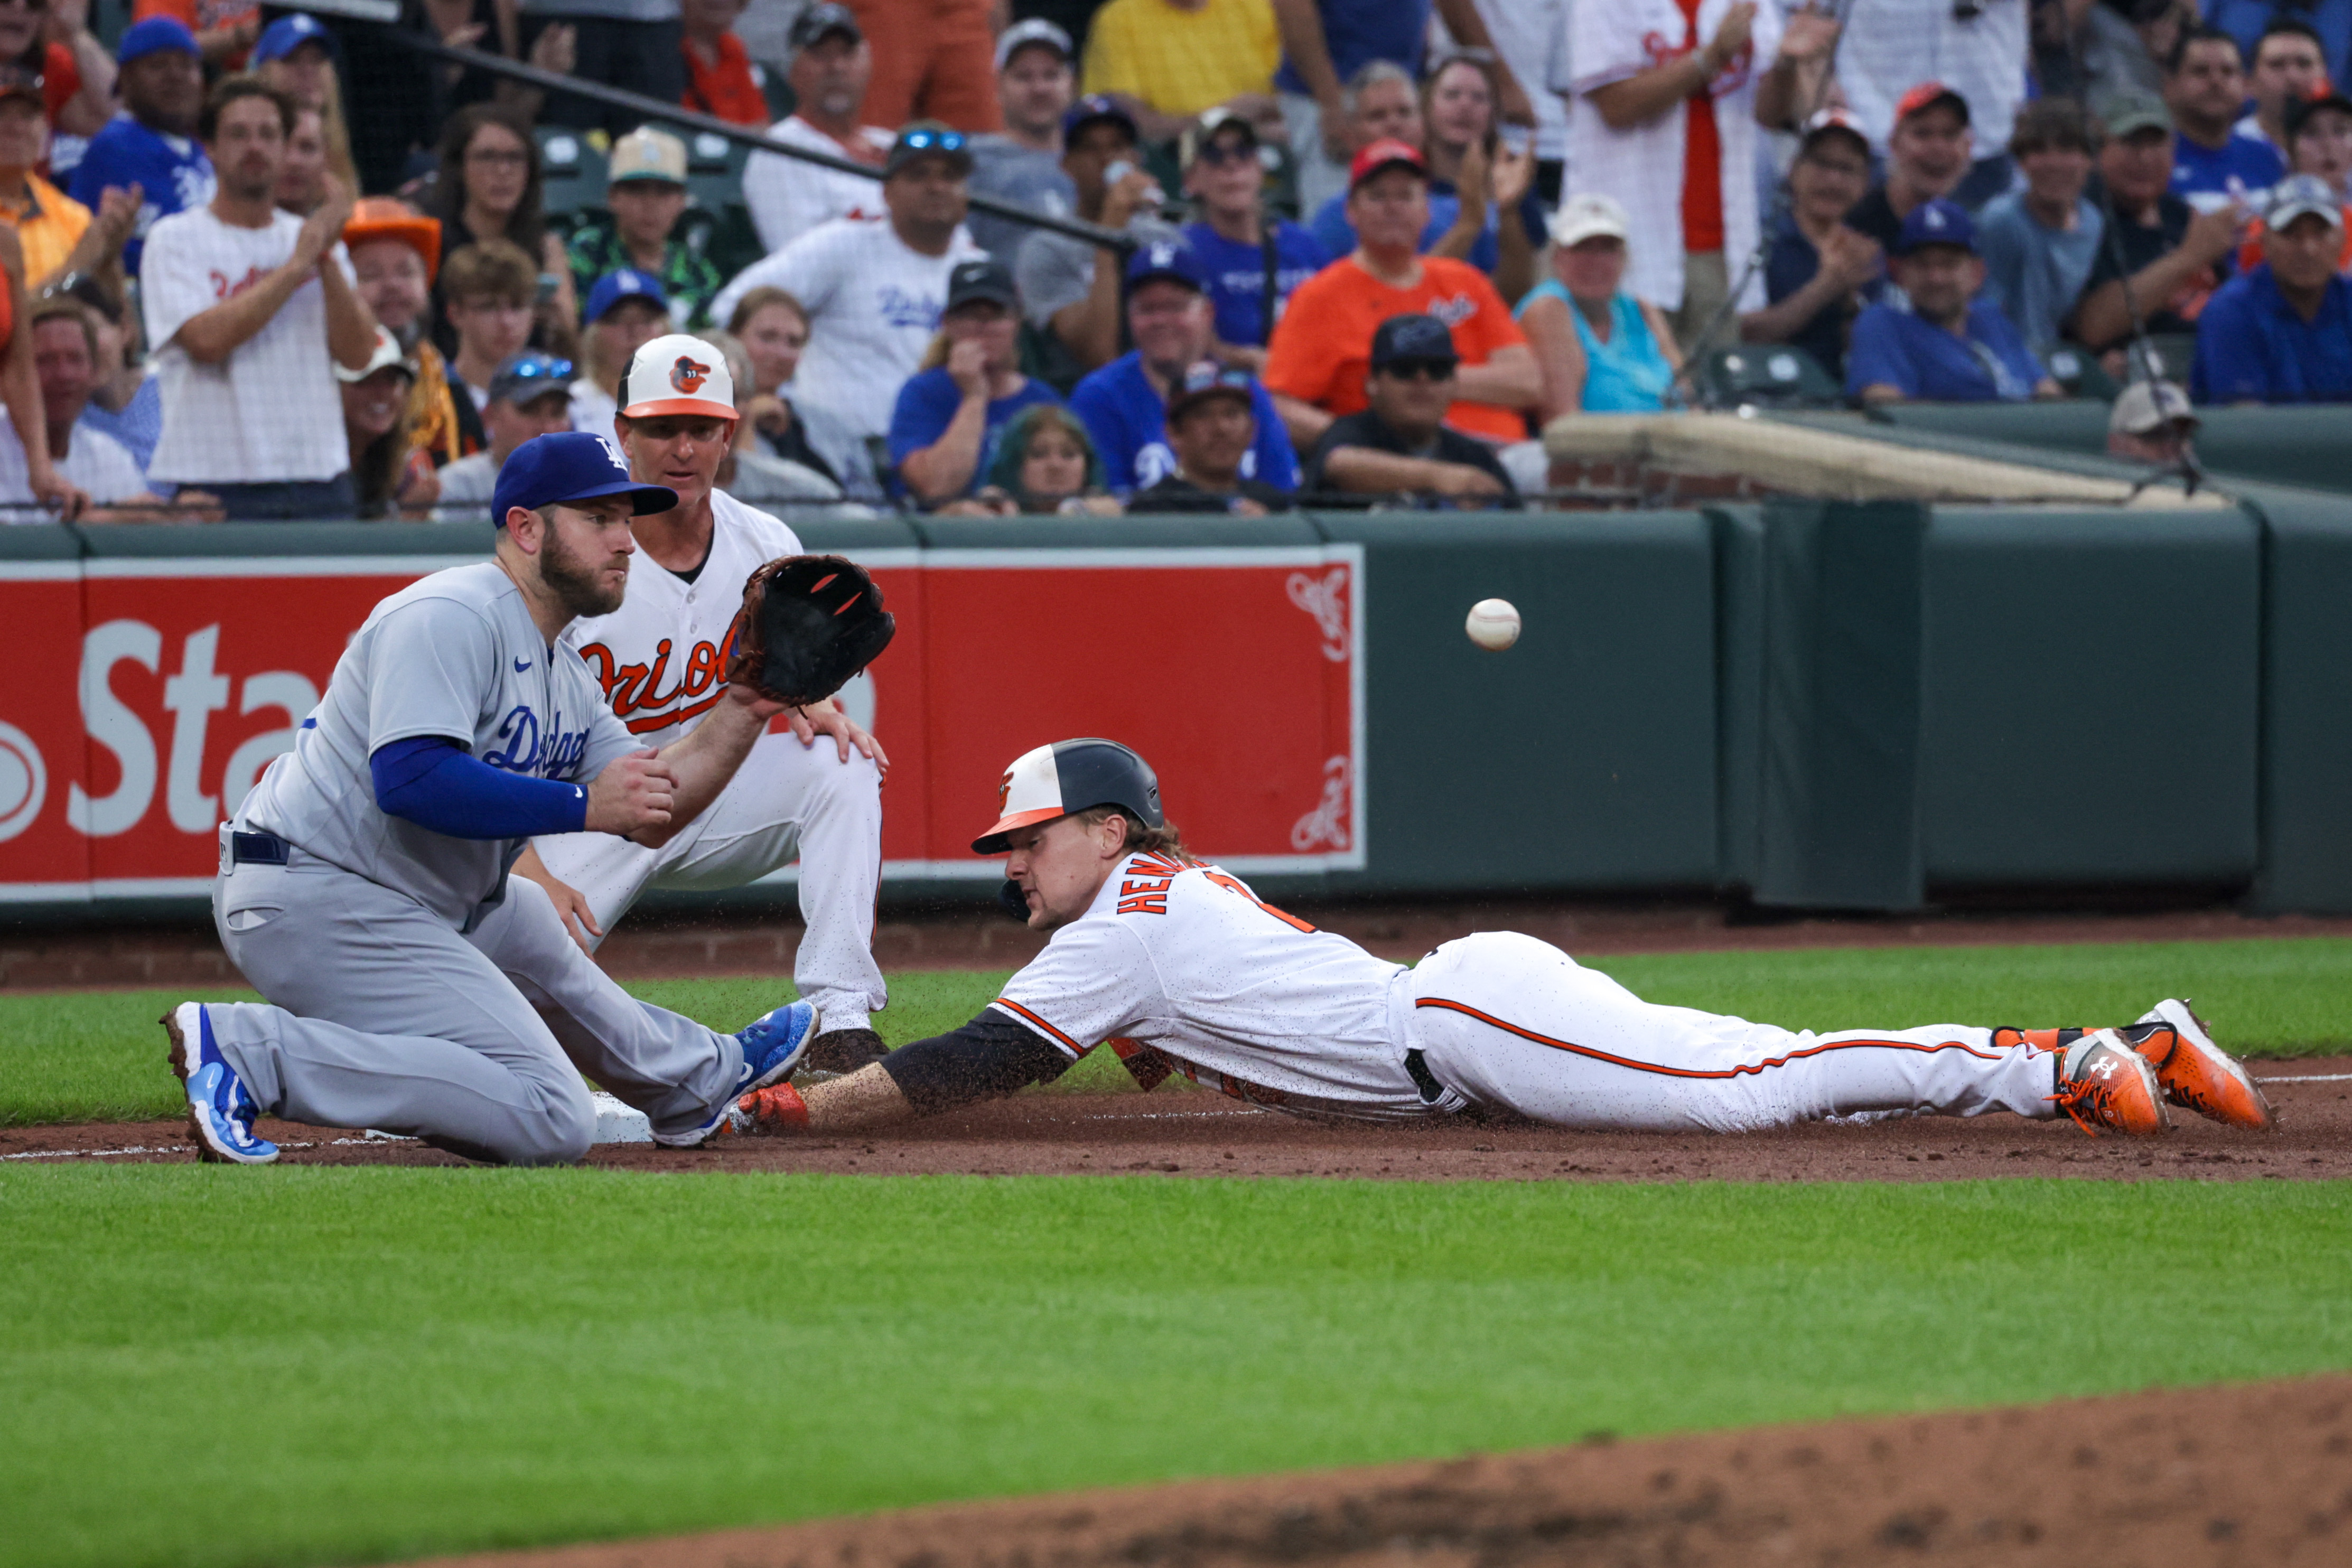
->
xmin=727 ymin=739 xmax=2278 ymax=1141
xmin=514 ymin=333 xmax=890 ymax=1076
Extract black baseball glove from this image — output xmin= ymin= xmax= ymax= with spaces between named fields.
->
xmin=722 ymin=554 xmax=895 ymax=707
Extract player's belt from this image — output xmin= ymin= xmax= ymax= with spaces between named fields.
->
xmin=228 ymin=832 xmax=291 ymax=867
xmin=1404 ymin=1048 xmax=1446 ymax=1105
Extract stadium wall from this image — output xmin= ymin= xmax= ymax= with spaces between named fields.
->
xmin=3 ymin=488 xmax=2344 ymax=920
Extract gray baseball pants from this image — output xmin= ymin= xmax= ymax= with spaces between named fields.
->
xmin=208 ymin=838 xmax=749 ymax=1164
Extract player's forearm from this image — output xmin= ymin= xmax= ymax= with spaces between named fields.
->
xmin=647 ymin=697 xmax=767 ymax=847
xmin=1270 ymin=0 xmax=1342 ymax=104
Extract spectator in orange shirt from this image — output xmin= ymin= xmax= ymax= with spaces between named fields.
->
xmin=0 ymin=61 xmax=136 ymax=291
xmin=1262 ymin=138 xmax=1538 ymax=450
xmin=681 ymin=0 xmax=770 ymax=126
xmin=840 ymin=0 xmax=1002 ymax=133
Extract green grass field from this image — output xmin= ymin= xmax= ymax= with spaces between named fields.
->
xmin=6 ymin=1170 xmax=2349 ymax=1568
xmin=6 ymin=937 xmax=2350 ymax=1126
xmin=7 ymin=937 xmax=2349 ymax=1568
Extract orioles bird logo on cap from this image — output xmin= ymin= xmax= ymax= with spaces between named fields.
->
xmin=997 ymin=769 xmax=1015 ymax=811
xmin=671 ymin=356 xmax=712 ymax=394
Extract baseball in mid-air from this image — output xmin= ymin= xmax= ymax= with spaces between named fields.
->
xmin=1465 ymin=598 xmax=1520 ymax=651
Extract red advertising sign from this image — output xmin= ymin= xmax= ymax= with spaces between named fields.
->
xmin=1 ymin=545 xmax=1362 ymax=902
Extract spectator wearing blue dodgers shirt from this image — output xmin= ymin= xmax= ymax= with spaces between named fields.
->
xmin=1178 ymin=108 xmax=1328 ymax=368
xmin=2164 ymin=27 xmax=2286 ymax=209
xmin=2194 ymin=175 xmax=2352 ymax=404
xmin=1068 ymin=240 xmax=1299 ymax=494
xmin=889 ymin=259 xmax=1062 ymax=506
xmin=1846 ymin=200 xmax=2059 ymax=406
xmin=69 ymin=18 xmax=212 ymax=276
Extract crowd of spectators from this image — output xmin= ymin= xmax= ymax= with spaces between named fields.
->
xmin=10 ymin=0 xmax=2352 ymax=523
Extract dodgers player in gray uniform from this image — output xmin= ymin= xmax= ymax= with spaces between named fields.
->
xmin=166 ymin=433 xmax=820 ymax=1165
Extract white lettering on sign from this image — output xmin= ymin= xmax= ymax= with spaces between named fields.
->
xmin=67 ymin=620 xmax=161 ymax=838
xmin=64 ymin=619 xmax=322 ymax=838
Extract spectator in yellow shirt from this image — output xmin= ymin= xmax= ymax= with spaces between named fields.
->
xmin=1082 ymin=0 xmax=1285 ymax=145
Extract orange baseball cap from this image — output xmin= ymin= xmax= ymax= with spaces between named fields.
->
xmin=1895 ymin=81 xmax=1970 ymax=126
xmin=342 ymin=198 xmax=443 ymax=284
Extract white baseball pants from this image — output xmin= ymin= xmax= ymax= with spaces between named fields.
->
xmin=1407 ymin=932 xmax=2062 ymax=1131
xmin=210 ymin=843 xmax=753 ymax=1164
xmin=530 ymin=729 xmax=886 ymax=1031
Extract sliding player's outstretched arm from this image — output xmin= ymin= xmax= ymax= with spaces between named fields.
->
xmin=736 ymin=1011 xmax=1071 ymax=1134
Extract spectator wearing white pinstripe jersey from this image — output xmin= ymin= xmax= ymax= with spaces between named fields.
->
xmin=1557 ymin=0 xmax=1832 ymax=347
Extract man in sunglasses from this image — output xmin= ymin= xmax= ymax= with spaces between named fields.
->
xmin=1302 ymin=311 xmax=1517 ymax=505
xmin=1178 ymin=107 xmax=1328 ymax=369
xmin=434 ymin=352 xmax=575 ymax=515
xmin=713 ymin=119 xmax=986 ymax=495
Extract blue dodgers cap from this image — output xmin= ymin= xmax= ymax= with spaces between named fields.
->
xmin=1894 ymin=198 xmax=1978 ymax=256
xmin=117 ymin=16 xmax=200 ymax=63
xmin=1062 ymin=92 xmax=1138 ymax=144
xmin=1125 ymin=238 xmax=1207 ymax=292
xmin=584 ymin=268 xmax=670 ymax=324
xmin=491 ymin=432 xmax=676 ymax=525
xmin=253 ymin=13 xmax=339 ymax=64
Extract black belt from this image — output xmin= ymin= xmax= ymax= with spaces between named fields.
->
xmin=1405 ymin=1048 xmax=1445 ymax=1105
xmin=229 ymin=831 xmax=290 ymax=867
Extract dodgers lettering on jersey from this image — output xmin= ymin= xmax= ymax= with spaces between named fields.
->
xmin=566 ymin=489 xmax=806 ymax=742
xmin=989 ymin=854 xmax=1429 ymax=1120
xmin=237 ymin=562 xmax=640 ymax=928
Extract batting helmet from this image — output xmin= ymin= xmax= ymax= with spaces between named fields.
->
xmin=971 ymin=738 xmax=1164 ymax=854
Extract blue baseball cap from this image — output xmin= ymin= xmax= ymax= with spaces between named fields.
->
xmin=254 ymin=13 xmax=340 ymax=65
xmin=1125 ymin=238 xmax=1207 ymax=293
xmin=584 ymin=268 xmax=670 ymax=324
xmin=491 ymin=432 xmax=675 ymax=525
xmin=117 ymin=16 xmax=200 ymax=64
xmin=1063 ymin=93 xmax=1137 ymax=144
xmin=1894 ymin=198 xmax=1977 ymax=256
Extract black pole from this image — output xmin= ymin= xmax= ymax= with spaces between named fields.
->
xmin=396 ymin=33 xmax=1138 ymax=253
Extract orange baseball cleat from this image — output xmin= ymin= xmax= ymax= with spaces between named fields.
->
xmin=2049 ymin=1032 xmax=2171 ymax=1137
xmin=2124 ymin=999 xmax=2276 ymax=1131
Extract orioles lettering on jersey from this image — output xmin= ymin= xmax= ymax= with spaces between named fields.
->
xmin=575 ymin=636 xmax=728 ymax=734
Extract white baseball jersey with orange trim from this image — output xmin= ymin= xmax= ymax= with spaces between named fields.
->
xmin=992 ymin=857 xmax=2068 ymax=1130
xmin=563 ymin=489 xmax=804 ymax=743
xmin=529 ymin=490 xmax=888 ymax=1031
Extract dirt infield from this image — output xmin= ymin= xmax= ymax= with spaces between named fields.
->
xmin=8 ymin=1060 xmax=2346 ymax=1180
xmin=417 ymin=1374 xmax=2352 ymax=1568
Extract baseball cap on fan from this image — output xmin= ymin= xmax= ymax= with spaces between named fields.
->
xmin=1893 ymin=198 xmax=1978 ymax=255
xmin=1126 ymin=238 xmax=1208 ymax=292
xmin=1895 ymin=80 xmax=1970 ymax=126
xmin=0 ymin=62 xmax=41 ymax=105
xmin=789 ymin=1 xmax=862 ymax=51
xmin=253 ymin=13 xmax=340 ymax=66
xmin=585 ymin=268 xmax=670 ymax=324
xmin=886 ymin=120 xmax=973 ymax=178
xmin=2108 ymin=379 xmax=2198 ymax=437
xmin=973 ymin=739 xmax=1165 ymax=854
xmin=1553 ymin=192 xmax=1629 ymax=249
xmin=995 ymin=16 xmax=1072 ymax=71
xmin=1349 ymin=137 xmax=1426 ymax=190
xmin=619 ymin=332 xmax=739 ymax=421
xmin=116 ymin=16 xmax=199 ymax=64
xmin=492 ymin=432 xmax=677 ymax=526
xmin=1166 ymin=359 xmax=1256 ymax=421
xmin=2269 ymin=172 xmax=2346 ymax=230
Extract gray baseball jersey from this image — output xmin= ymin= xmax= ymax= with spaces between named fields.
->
xmin=236 ymin=561 xmax=640 ymax=929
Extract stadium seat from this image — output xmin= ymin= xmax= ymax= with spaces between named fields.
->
xmin=2043 ymin=343 xmax=2121 ymax=402
xmin=537 ymin=127 xmax=607 ymax=222
xmin=1692 ymin=343 xmax=1842 ymax=408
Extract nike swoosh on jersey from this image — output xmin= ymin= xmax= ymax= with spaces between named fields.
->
xmin=514 ymin=658 xmax=532 ymax=671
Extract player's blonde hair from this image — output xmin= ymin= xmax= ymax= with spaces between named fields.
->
xmin=1071 ymin=805 xmax=1197 ymax=863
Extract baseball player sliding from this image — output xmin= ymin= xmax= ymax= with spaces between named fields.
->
xmin=168 ymin=434 xmax=843 ymax=1165
xmin=731 ymin=739 xmax=2277 ymax=1142
xmin=511 ymin=333 xmax=890 ymax=1078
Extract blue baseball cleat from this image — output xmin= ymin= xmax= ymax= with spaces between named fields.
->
xmin=163 ymin=1003 xmax=279 ymax=1164
xmin=740 ymin=998 xmax=822 ymax=1093
xmin=652 ymin=999 xmax=822 ymax=1148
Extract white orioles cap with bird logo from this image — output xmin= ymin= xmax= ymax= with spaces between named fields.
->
xmin=619 ymin=332 xmax=740 ymax=422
